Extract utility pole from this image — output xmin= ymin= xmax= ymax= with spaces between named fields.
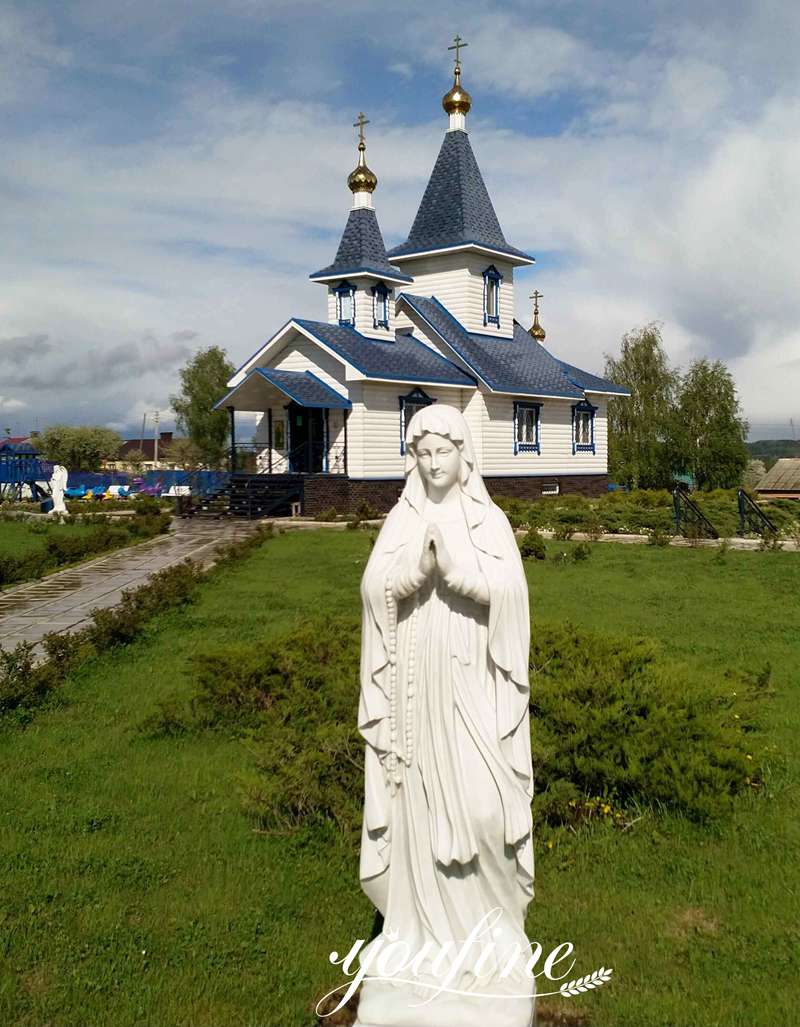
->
xmin=140 ymin=412 xmax=147 ymax=451
xmin=153 ymin=410 xmax=160 ymax=467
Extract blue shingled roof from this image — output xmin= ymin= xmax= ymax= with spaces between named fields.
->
xmin=400 ymin=294 xmax=629 ymax=398
xmin=213 ymin=367 xmax=352 ymax=410
xmin=387 ymin=131 xmax=533 ymax=263
xmin=293 ymin=318 xmax=475 ymax=386
xmin=257 ymin=369 xmax=351 ymax=408
xmin=310 ymin=207 xmax=412 ymax=283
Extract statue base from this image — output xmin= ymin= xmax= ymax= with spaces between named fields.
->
xmin=354 ymin=977 xmax=535 ymax=1027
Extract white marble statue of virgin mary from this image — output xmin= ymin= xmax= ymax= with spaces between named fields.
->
xmin=355 ymin=404 xmax=535 ymax=1027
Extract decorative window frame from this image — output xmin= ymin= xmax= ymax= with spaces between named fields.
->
xmin=571 ymin=399 xmax=597 ymax=454
xmin=513 ymin=400 xmax=541 ymax=455
xmin=371 ymin=282 xmax=390 ymax=330
xmin=399 ymin=387 xmax=436 ymax=455
xmin=333 ymin=280 xmax=356 ymax=327
xmin=482 ymin=265 xmax=503 ymax=327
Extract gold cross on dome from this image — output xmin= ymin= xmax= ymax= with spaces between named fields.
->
xmin=448 ymin=34 xmax=468 ymax=68
xmin=530 ymin=290 xmax=544 ymax=311
xmin=353 ymin=112 xmax=370 ymax=146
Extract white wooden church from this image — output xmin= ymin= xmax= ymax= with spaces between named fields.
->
xmin=215 ymin=44 xmax=629 ymax=515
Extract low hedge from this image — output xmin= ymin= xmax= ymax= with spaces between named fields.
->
xmin=144 ymin=614 xmax=774 ymax=844
xmin=0 ymin=508 xmax=171 ymax=587
xmin=494 ymin=487 xmax=800 ymax=539
xmin=0 ymin=524 xmax=274 ymax=724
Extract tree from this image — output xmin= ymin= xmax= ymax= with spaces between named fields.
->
xmin=603 ymin=322 xmax=679 ymax=489
xmin=170 ymin=346 xmax=234 ymax=469
xmin=124 ymin=448 xmax=148 ymax=470
xmin=39 ymin=425 xmax=122 ymax=471
xmin=743 ymin=459 xmax=767 ymax=489
xmin=161 ymin=437 xmax=204 ymax=470
xmin=674 ymin=358 xmax=749 ymax=490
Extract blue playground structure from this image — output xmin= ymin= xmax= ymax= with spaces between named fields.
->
xmin=0 ymin=441 xmax=53 ymax=502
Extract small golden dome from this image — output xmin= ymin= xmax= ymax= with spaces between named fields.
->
xmin=529 ymin=291 xmax=546 ymax=340
xmin=442 ymin=65 xmax=472 ymax=116
xmin=530 ymin=313 xmax=546 ymax=341
xmin=348 ymin=141 xmax=378 ymax=194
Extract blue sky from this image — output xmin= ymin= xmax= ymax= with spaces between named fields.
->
xmin=1 ymin=0 xmax=798 ymax=440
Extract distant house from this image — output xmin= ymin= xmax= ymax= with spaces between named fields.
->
xmin=105 ymin=432 xmax=188 ymax=472
xmin=755 ymin=459 xmax=800 ymax=500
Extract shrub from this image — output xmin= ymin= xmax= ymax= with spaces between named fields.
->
xmin=314 ymin=507 xmax=339 ymax=522
xmin=518 ymin=528 xmax=547 ymax=561
xmin=176 ymin=615 xmax=772 ymax=842
xmin=571 ymin=541 xmax=591 ymax=562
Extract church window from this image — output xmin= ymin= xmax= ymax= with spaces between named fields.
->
xmin=399 ymin=387 xmax=436 ymax=455
xmin=372 ymin=283 xmax=390 ymax=329
xmin=483 ymin=265 xmax=502 ymax=326
xmin=572 ymin=400 xmax=597 ymax=454
xmin=334 ymin=281 xmax=356 ymax=327
xmin=513 ymin=401 xmax=541 ymax=454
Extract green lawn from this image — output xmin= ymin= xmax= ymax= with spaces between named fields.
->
xmin=0 ymin=519 xmax=95 ymax=558
xmin=0 ymin=531 xmax=797 ymax=1027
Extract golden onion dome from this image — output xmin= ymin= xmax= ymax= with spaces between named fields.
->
xmin=529 ymin=292 xmax=546 ymax=340
xmin=347 ymin=141 xmax=378 ymax=194
xmin=442 ymin=65 xmax=472 ymax=116
xmin=530 ymin=313 xmax=546 ymax=341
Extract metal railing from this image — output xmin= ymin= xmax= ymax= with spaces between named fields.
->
xmin=672 ymin=486 xmax=719 ymax=539
xmin=231 ymin=441 xmax=346 ymax=475
xmin=737 ymin=488 xmax=777 ymax=537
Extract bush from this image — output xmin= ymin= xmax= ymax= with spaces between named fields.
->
xmin=173 ymin=614 xmax=772 ymax=844
xmin=314 ymin=507 xmax=339 ymax=522
xmin=518 ymin=528 xmax=546 ymax=561
xmin=0 ymin=513 xmax=171 ymax=587
xmin=571 ymin=541 xmax=591 ymax=562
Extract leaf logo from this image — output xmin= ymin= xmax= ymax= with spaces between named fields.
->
xmin=559 ymin=966 xmax=614 ymax=997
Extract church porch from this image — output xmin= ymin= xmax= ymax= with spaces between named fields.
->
xmin=214 ymin=367 xmax=351 ymax=478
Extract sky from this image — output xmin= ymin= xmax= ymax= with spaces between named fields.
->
xmin=1 ymin=0 xmax=798 ymax=441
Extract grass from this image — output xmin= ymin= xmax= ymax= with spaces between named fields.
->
xmin=0 ymin=531 xmax=798 ymax=1026
xmin=0 ymin=519 xmax=95 ymax=558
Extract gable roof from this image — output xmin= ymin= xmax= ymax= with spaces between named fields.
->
xmin=292 ymin=319 xmax=475 ymax=386
xmin=755 ymin=458 xmax=800 ymax=492
xmin=310 ymin=207 xmax=412 ymax=284
xmin=214 ymin=368 xmax=351 ymax=411
xmin=399 ymin=294 xmax=630 ymax=399
xmin=386 ymin=130 xmax=533 ymax=265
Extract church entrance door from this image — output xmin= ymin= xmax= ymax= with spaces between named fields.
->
xmin=287 ymin=403 xmax=324 ymax=473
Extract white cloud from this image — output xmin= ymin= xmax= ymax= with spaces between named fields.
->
xmin=0 ymin=0 xmax=798 ymax=437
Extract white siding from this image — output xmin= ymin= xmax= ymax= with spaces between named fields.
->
xmin=398 ymin=253 xmax=514 ymax=337
xmin=480 ymin=391 xmax=608 ymax=476
xmin=324 ymin=277 xmax=396 ymax=340
xmin=351 ymin=383 xmax=470 ymax=478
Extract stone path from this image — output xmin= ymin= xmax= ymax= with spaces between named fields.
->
xmin=0 ymin=519 xmax=261 ymax=653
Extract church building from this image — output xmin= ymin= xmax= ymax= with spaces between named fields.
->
xmin=215 ymin=42 xmax=629 ymax=515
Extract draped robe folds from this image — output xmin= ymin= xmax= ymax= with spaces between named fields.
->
xmin=355 ymin=470 xmax=536 ymax=1027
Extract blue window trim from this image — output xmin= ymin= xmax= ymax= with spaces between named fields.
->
xmin=333 ymin=280 xmax=356 ymax=327
xmin=482 ymin=265 xmax=503 ymax=327
xmin=571 ymin=399 xmax=597 ymax=454
xmin=371 ymin=282 xmax=390 ymax=330
xmin=399 ymin=387 xmax=436 ymax=455
xmin=513 ymin=400 xmax=541 ymax=455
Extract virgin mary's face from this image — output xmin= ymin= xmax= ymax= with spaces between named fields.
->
xmin=413 ymin=433 xmax=461 ymax=494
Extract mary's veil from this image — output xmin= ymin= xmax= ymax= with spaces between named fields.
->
xmin=400 ymin=404 xmax=493 ymax=532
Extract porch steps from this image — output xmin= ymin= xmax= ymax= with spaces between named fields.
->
xmin=227 ymin=473 xmax=303 ymax=519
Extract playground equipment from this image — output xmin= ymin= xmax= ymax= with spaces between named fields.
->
xmin=0 ymin=441 xmax=53 ymax=502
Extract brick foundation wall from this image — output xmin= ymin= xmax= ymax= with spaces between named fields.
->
xmin=303 ymin=474 xmax=608 ymax=515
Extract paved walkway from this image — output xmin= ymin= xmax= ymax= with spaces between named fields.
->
xmin=0 ymin=519 xmax=261 ymax=653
